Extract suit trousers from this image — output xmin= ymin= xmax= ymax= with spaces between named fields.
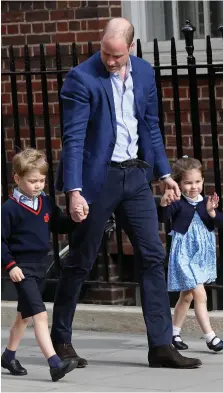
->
xmin=51 ymin=166 xmax=172 ymax=347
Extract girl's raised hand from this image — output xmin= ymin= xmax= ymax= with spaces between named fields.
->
xmin=207 ymin=192 xmax=219 ymax=217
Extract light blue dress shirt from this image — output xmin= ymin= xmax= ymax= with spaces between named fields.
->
xmin=110 ymin=59 xmax=138 ymax=162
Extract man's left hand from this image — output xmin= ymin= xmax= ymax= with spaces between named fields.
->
xmin=160 ymin=176 xmax=181 ymax=198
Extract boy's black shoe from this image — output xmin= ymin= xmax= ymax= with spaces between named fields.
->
xmin=172 ymin=335 xmax=188 ymax=350
xmin=207 ymin=337 xmax=223 ymax=352
xmin=148 ymin=344 xmax=202 ymax=369
xmin=50 ymin=359 xmax=78 ymax=382
xmin=1 ymin=353 xmax=27 ymax=376
xmin=53 ymin=343 xmax=88 ymax=368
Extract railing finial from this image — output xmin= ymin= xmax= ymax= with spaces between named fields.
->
xmin=181 ymin=20 xmax=196 ymax=61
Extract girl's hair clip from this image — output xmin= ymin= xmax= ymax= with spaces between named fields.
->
xmin=182 ymin=155 xmax=188 ymax=159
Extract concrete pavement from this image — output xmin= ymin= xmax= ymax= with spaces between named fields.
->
xmin=1 ymin=328 xmax=223 ymax=392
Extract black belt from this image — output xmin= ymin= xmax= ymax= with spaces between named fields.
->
xmin=110 ymin=159 xmax=151 ymax=169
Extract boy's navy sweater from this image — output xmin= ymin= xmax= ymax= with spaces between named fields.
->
xmin=158 ymin=196 xmax=223 ymax=234
xmin=1 ymin=195 xmax=76 ymax=273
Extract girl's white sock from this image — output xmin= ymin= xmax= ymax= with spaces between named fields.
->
xmin=204 ymin=331 xmax=220 ymax=345
xmin=173 ymin=326 xmax=182 ymax=341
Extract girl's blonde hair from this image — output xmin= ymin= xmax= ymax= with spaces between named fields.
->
xmin=172 ymin=156 xmax=204 ymax=184
xmin=12 ymin=148 xmax=49 ymax=177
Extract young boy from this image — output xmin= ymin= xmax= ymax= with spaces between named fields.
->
xmin=1 ymin=148 xmax=78 ymax=382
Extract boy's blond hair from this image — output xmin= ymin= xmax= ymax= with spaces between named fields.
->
xmin=12 ymin=148 xmax=49 ymax=177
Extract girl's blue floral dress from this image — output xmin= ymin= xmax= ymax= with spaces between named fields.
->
xmin=168 ymin=194 xmax=217 ymax=292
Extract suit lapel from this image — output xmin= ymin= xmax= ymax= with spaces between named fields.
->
xmin=130 ymin=56 xmax=145 ymax=118
xmin=98 ymin=75 xmax=117 ymax=137
xmin=95 ymin=54 xmax=117 ymax=137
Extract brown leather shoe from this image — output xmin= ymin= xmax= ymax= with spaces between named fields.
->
xmin=148 ymin=345 xmax=202 ymax=369
xmin=53 ymin=343 xmax=88 ymax=368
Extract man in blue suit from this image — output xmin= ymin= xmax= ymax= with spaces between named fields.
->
xmin=51 ymin=18 xmax=201 ymax=369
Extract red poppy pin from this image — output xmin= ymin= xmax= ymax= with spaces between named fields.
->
xmin=44 ymin=213 xmax=49 ymax=223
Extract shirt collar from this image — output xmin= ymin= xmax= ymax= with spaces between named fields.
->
xmin=182 ymin=193 xmax=203 ymax=204
xmin=110 ymin=57 xmax=132 ymax=78
xmin=13 ymin=188 xmax=44 ymax=203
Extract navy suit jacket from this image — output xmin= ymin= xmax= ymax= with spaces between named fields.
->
xmin=158 ymin=196 xmax=223 ymax=234
xmin=56 ymin=52 xmax=171 ymax=203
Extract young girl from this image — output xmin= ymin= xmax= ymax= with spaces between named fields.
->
xmin=158 ymin=156 xmax=223 ymax=352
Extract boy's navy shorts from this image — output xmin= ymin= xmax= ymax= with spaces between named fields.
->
xmin=14 ymin=275 xmax=46 ymax=319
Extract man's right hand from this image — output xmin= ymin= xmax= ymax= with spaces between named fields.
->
xmin=69 ymin=191 xmax=89 ymax=222
xmin=9 ymin=266 xmax=25 ymax=282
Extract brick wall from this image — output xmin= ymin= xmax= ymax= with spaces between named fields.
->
xmin=1 ymin=1 xmax=121 ymax=61
xmin=1 ymin=1 xmax=223 ymax=305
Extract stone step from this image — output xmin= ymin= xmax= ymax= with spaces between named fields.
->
xmin=2 ymin=301 xmax=223 ymax=337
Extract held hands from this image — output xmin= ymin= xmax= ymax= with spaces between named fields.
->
xmin=159 ymin=176 xmax=181 ymax=207
xmin=207 ymin=192 xmax=219 ymax=218
xmin=161 ymin=176 xmax=181 ymax=198
xmin=9 ymin=266 xmax=25 ymax=282
xmin=160 ymin=188 xmax=180 ymax=207
xmin=69 ymin=191 xmax=89 ymax=222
